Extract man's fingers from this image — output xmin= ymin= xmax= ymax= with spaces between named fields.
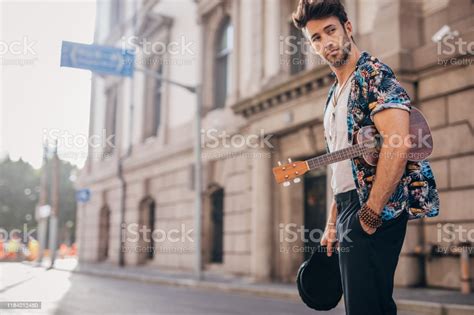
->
xmin=321 ymin=236 xmax=327 ymax=246
xmin=327 ymin=241 xmax=333 ymax=256
xmin=359 ymin=217 xmax=377 ymax=235
xmin=321 ymin=228 xmax=338 ymax=256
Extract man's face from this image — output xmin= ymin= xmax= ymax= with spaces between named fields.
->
xmin=305 ymin=16 xmax=352 ymax=68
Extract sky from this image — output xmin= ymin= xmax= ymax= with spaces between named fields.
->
xmin=1 ymin=0 xmax=97 ymax=169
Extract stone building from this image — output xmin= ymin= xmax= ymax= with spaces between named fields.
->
xmin=77 ymin=0 xmax=474 ymax=289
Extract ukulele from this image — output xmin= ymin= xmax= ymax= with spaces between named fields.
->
xmin=273 ymin=108 xmax=433 ymax=186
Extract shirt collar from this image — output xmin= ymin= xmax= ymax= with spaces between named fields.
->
xmin=356 ymin=50 xmax=371 ymax=69
xmin=329 ymin=50 xmax=371 ymax=82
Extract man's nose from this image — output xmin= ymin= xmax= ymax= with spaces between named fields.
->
xmin=324 ymin=40 xmax=336 ymax=52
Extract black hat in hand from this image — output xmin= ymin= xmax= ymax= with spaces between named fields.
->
xmin=296 ymin=244 xmax=343 ymax=311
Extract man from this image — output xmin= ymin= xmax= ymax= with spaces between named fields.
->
xmin=292 ymin=1 xmax=439 ymax=314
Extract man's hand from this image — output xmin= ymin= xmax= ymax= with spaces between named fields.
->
xmin=321 ymin=223 xmax=338 ymax=256
xmin=358 ymin=216 xmax=377 ymax=235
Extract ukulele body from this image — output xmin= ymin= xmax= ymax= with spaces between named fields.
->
xmin=354 ymin=107 xmax=433 ymax=167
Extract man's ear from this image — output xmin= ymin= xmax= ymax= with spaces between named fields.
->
xmin=344 ymin=20 xmax=353 ymax=37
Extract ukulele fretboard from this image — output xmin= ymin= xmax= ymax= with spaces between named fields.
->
xmin=306 ymin=141 xmax=375 ymax=170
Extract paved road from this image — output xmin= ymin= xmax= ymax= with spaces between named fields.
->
xmin=0 ymin=263 xmax=346 ymax=315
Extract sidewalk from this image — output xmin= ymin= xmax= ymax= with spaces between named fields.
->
xmin=28 ymin=258 xmax=474 ymax=315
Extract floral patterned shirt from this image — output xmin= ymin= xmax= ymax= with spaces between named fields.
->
xmin=324 ymin=51 xmax=440 ymax=221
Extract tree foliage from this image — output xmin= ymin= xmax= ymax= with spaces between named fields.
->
xmin=0 ymin=155 xmax=77 ymax=244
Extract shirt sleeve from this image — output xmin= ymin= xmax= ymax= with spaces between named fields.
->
xmin=368 ymin=67 xmax=411 ymax=119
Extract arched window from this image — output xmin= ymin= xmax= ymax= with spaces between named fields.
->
xmin=210 ymin=188 xmax=224 ymax=263
xmin=98 ymin=206 xmax=110 ymax=261
xmin=214 ymin=18 xmax=233 ymax=109
xmin=138 ymin=197 xmax=156 ymax=264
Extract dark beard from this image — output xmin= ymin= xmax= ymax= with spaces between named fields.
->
xmin=329 ymin=34 xmax=352 ymax=68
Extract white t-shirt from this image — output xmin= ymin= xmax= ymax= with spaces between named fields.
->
xmin=323 ymin=76 xmax=357 ymax=195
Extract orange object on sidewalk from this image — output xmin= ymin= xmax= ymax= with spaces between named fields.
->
xmin=27 ymin=237 xmax=39 ymax=261
xmin=69 ymin=243 xmax=77 ymax=256
xmin=59 ymin=243 xmax=68 ymax=258
xmin=0 ymin=239 xmax=5 ymax=260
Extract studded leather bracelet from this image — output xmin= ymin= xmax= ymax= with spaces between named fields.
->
xmin=359 ymin=204 xmax=383 ymax=229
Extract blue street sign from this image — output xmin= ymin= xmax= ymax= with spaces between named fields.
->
xmin=76 ymin=189 xmax=91 ymax=203
xmin=60 ymin=41 xmax=135 ymax=77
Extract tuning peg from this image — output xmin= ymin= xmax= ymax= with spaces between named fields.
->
xmin=288 ymin=158 xmax=292 ymax=163
xmin=277 ymin=161 xmax=282 ymax=166
xmin=293 ymin=178 xmax=301 ymax=183
xmin=283 ymin=181 xmax=291 ymax=187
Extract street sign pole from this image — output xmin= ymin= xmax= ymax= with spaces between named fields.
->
xmin=36 ymin=144 xmax=49 ymax=266
xmin=135 ymin=68 xmax=202 ymax=280
xmin=195 ymin=85 xmax=203 ymax=280
xmin=118 ymin=1 xmax=138 ymax=267
xmin=48 ymin=142 xmax=60 ymax=269
xmin=36 ymin=218 xmax=47 ymax=265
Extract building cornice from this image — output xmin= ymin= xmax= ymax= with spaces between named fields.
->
xmin=137 ymin=11 xmax=173 ymax=40
xmin=197 ymin=0 xmax=224 ymax=19
xmin=231 ymin=65 xmax=334 ymax=118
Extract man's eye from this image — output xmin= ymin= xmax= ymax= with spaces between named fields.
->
xmin=328 ymin=28 xmax=336 ymax=34
xmin=313 ymin=36 xmax=321 ymax=42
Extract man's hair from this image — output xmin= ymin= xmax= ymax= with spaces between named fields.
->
xmin=292 ymin=0 xmax=349 ymax=31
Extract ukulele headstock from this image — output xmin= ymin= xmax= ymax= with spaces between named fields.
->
xmin=272 ymin=158 xmax=309 ymax=187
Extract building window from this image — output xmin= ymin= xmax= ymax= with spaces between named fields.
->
xmin=143 ymin=62 xmax=163 ymax=140
xmin=104 ymin=86 xmax=118 ymax=155
xmin=214 ymin=18 xmax=233 ymax=109
xmin=109 ymin=0 xmax=122 ymax=30
xmin=98 ymin=206 xmax=110 ymax=261
xmin=289 ymin=22 xmax=306 ymax=75
xmin=138 ymin=197 xmax=156 ymax=264
xmin=210 ymin=188 xmax=224 ymax=263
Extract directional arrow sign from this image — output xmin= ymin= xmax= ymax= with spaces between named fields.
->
xmin=76 ymin=189 xmax=91 ymax=203
xmin=60 ymin=41 xmax=135 ymax=77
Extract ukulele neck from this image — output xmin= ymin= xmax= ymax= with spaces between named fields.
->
xmin=306 ymin=141 xmax=375 ymax=170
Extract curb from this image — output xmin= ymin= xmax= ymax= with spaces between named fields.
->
xmin=444 ymin=304 xmax=474 ymax=315
xmin=397 ymin=299 xmax=474 ymax=315
xmin=397 ymin=299 xmax=444 ymax=315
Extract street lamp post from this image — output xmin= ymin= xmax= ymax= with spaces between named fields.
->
xmin=193 ymin=85 xmax=203 ymax=281
xmin=48 ymin=141 xmax=60 ymax=269
xmin=133 ymin=67 xmax=203 ymax=280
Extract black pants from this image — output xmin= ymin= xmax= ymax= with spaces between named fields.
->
xmin=335 ymin=190 xmax=408 ymax=315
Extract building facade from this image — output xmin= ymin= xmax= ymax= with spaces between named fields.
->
xmin=77 ymin=0 xmax=474 ymax=289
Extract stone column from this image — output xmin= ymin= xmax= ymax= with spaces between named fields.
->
xmin=251 ymin=147 xmax=273 ymax=281
xmin=263 ymin=0 xmax=281 ymax=81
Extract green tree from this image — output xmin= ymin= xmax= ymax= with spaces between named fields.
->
xmin=0 ymin=155 xmax=77 ymax=244
xmin=0 ymin=155 xmax=40 ymax=234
